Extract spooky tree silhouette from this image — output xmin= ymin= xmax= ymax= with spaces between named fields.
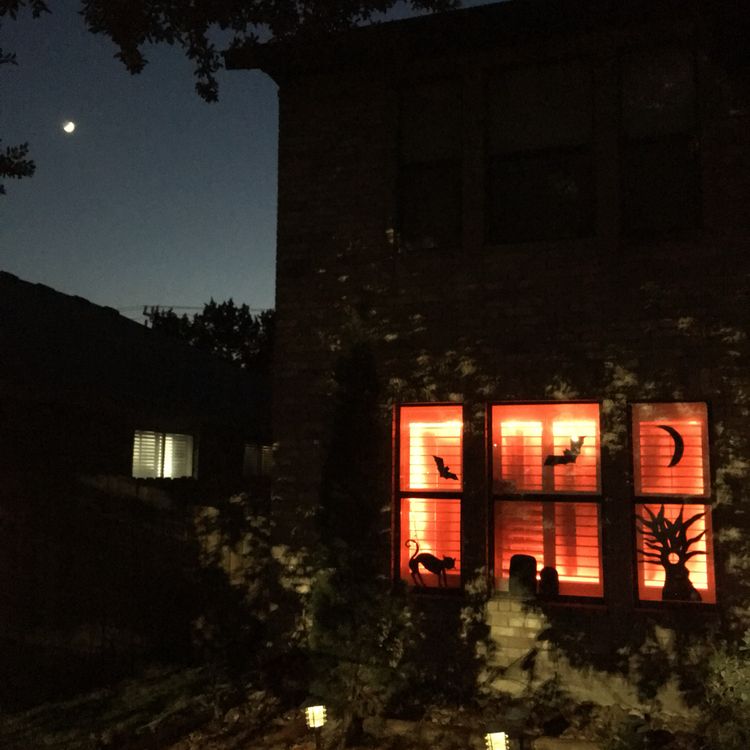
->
xmin=637 ymin=504 xmax=706 ymax=602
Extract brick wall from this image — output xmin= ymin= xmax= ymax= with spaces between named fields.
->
xmin=269 ymin=1 xmax=750 ymax=708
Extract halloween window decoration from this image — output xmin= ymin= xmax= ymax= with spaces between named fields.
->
xmin=632 ymin=402 xmax=709 ymax=497
xmin=632 ymin=403 xmax=716 ymax=603
xmin=397 ymin=404 xmax=462 ymax=588
xmin=491 ymin=403 xmax=603 ymax=598
xmin=492 ymin=402 xmax=600 ymax=494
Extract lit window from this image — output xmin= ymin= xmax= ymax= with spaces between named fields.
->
xmin=632 ymin=402 xmax=709 ymax=497
xmin=632 ymin=403 xmax=715 ymax=604
xmin=492 ymin=402 xmax=600 ymax=494
xmin=635 ymin=503 xmax=716 ymax=604
xmin=397 ymin=404 xmax=462 ymax=588
xmin=492 ymin=403 xmax=603 ymax=598
xmin=132 ymin=430 xmax=194 ymax=479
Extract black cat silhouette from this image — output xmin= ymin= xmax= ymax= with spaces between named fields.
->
xmin=405 ymin=539 xmax=455 ymax=587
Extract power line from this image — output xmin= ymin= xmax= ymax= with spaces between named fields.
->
xmin=117 ymin=304 xmax=271 ymax=313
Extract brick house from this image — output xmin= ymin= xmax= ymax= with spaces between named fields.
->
xmin=228 ymin=0 xmax=750 ymax=708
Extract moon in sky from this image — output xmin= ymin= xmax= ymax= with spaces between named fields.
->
xmin=62 ymin=121 xmax=76 ymax=134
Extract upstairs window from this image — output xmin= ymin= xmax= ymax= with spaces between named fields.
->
xmin=632 ymin=403 xmax=716 ymax=604
xmin=397 ymin=404 xmax=462 ymax=589
xmin=399 ymin=81 xmax=462 ymax=250
xmin=492 ymin=403 xmax=603 ymax=598
xmin=132 ymin=430 xmax=194 ymax=479
xmin=621 ymin=48 xmax=699 ymax=234
xmin=486 ymin=61 xmax=594 ymax=243
xmin=243 ymin=443 xmax=274 ymax=478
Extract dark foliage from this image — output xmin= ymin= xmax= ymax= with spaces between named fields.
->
xmin=0 ymin=140 xmax=35 ymax=194
xmin=79 ymin=0 xmax=459 ymax=101
xmin=309 ymin=340 xmax=417 ymax=744
xmin=144 ymin=299 xmax=274 ymax=374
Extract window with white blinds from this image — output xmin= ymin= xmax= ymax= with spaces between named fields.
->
xmin=491 ymin=402 xmax=603 ymax=598
xmin=132 ymin=431 xmax=194 ymax=479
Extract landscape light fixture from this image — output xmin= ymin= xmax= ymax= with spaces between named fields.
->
xmin=485 ymin=731 xmax=509 ymax=750
xmin=304 ymin=704 xmax=327 ymax=750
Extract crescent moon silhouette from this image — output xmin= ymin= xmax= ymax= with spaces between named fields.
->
xmin=657 ymin=424 xmax=684 ymax=467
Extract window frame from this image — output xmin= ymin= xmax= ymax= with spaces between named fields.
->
xmin=397 ymin=78 xmax=463 ymax=252
xmin=619 ymin=45 xmax=701 ymax=236
xmin=393 ymin=403 xmax=464 ymax=591
xmin=629 ymin=401 xmax=717 ymax=608
xmin=489 ymin=401 xmax=605 ymax=602
xmin=483 ymin=58 xmax=597 ymax=245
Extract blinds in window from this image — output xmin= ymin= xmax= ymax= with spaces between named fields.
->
xmin=494 ymin=500 xmax=603 ymax=597
xmin=632 ymin=403 xmax=709 ymax=497
xmin=492 ymin=403 xmax=600 ymax=494
xmin=400 ymin=497 xmax=461 ymax=586
xmin=132 ymin=431 xmax=163 ymax=478
xmin=132 ymin=431 xmax=193 ymax=479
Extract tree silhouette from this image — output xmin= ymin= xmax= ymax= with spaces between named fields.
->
xmin=144 ymin=299 xmax=274 ymax=374
xmin=637 ymin=504 xmax=706 ymax=602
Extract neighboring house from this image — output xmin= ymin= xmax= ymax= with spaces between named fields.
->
xmin=228 ymin=0 xmax=750 ymax=710
xmin=0 ymin=271 xmax=267 ymax=705
xmin=0 ymin=270 xmax=266 ymax=490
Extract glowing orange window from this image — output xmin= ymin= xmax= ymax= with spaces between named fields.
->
xmin=398 ymin=405 xmax=462 ymax=589
xmin=632 ymin=403 xmax=710 ymax=497
xmin=491 ymin=403 xmax=602 ymax=599
xmin=492 ymin=403 xmax=600 ymax=494
xmin=636 ymin=503 xmax=716 ymax=604
xmin=494 ymin=501 xmax=603 ymax=598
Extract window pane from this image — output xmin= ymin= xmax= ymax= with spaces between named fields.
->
xmin=492 ymin=403 xmax=600 ymax=494
xmin=400 ymin=497 xmax=461 ymax=588
xmin=132 ymin=430 xmax=163 ymax=479
xmin=132 ymin=430 xmax=193 ymax=479
xmin=632 ymin=402 xmax=709 ymax=497
xmin=636 ymin=503 xmax=716 ymax=603
xmin=400 ymin=404 xmax=463 ymax=492
xmin=401 ymin=161 xmax=462 ymax=249
xmin=401 ymin=80 xmax=461 ymax=163
xmin=622 ymin=48 xmax=694 ymax=138
xmin=494 ymin=500 xmax=603 ymax=597
xmin=488 ymin=61 xmax=592 ymax=153
xmin=163 ymin=433 xmax=193 ymax=478
xmin=621 ymin=137 xmax=699 ymax=234
xmin=487 ymin=149 xmax=594 ymax=243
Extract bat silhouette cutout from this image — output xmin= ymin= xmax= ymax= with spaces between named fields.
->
xmin=544 ymin=436 xmax=585 ymax=466
xmin=432 ymin=455 xmax=458 ymax=480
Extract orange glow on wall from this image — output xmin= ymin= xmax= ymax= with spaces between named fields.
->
xmin=636 ymin=503 xmax=716 ymax=603
xmin=494 ymin=501 xmax=603 ymax=597
xmin=400 ymin=404 xmax=463 ymax=492
xmin=632 ymin=403 xmax=709 ymax=497
xmin=492 ymin=403 xmax=600 ymax=494
xmin=400 ymin=497 xmax=461 ymax=587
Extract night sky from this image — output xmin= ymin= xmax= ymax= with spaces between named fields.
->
xmin=1 ymin=1 xmax=496 ymax=319
xmin=1 ymin=0 xmax=279 ymax=318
